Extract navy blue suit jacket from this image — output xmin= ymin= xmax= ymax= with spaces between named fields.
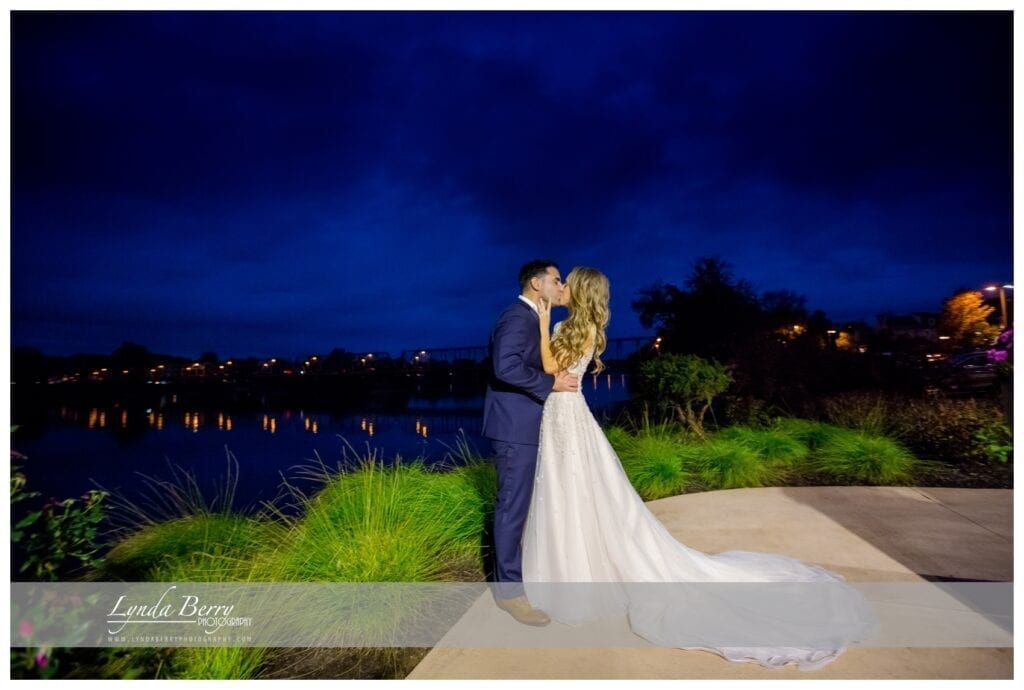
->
xmin=481 ymin=299 xmax=556 ymax=445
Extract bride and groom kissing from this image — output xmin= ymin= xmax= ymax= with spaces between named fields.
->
xmin=480 ymin=260 xmax=879 ymax=671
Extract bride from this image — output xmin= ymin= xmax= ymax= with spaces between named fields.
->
xmin=520 ymin=266 xmax=879 ymax=671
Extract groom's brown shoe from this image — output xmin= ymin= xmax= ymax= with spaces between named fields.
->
xmin=495 ymin=595 xmax=551 ymax=626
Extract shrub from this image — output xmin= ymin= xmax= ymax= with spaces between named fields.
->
xmin=634 ymin=354 xmax=733 ymax=438
xmin=880 ymin=394 xmax=1007 ymax=465
xmin=974 ymin=423 xmax=1012 ymax=464
xmin=820 ymin=391 xmax=889 ymax=436
xmin=717 ymin=394 xmax=774 ymax=429
xmin=12 ymin=471 xmax=109 ymax=581
xmin=808 ymin=391 xmax=1009 ymax=467
xmin=11 ymin=435 xmax=112 ymax=678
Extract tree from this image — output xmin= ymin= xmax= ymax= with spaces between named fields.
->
xmin=634 ymin=353 xmax=733 ymax=438
xmin=939 ymin=291 xmax=1001 ymax=349
xmin=12 ymin=347 xmax=48 ymax=384
xmin=760 ymin=289 xmax=809 ymax=331
xmin=631 ymin=255 xmax=764 ymax=363
xmin=324 ymin=347 xmax=354 ymax=373
xmin=110 ymin=341 xmax=152 ymax=366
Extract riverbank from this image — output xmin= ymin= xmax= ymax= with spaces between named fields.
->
xmin=12 ymin=411 xmax=1012 ymax=679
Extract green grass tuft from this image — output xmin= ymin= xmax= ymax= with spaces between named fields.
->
xmin=616 ymin=434 xmax=691 ymax=500
xmin=100 ymin=514 xmax=282 ymax=581
xmin=811 ymin=430 xmax=924 ymax=485
xmin=678 ymin=437 xmax=781 ymax=490
xmin=717 ymin=426 xmax=809 ymax=463
xmin=770 ymin=417 xmax=843 ymax=451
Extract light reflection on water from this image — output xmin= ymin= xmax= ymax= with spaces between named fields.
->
xmin=51 ymin=373 xmax=630 ymax=440
xmin=15 ymin=375 xmax=630 ymax=516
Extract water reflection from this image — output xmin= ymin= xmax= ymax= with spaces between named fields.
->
xmin=67 ymin=403 xmax=622 ymax=444
xmin=218 ymin=412 xmax=234 ymax=431
xmin=144 ymin=410 xmax=166 ymax=430
xmin=360 ymin=415 xmax=376 ymax=438
xmin=86 ymin=408 xmax=108 ymax=429
xmin=37 ymin=374 xmax=629 ymax=453
xmin=415 ymin=420 xmax=429 ymax=438
xmin=589 ymin=373 xmax=627 ymax=391
xmin=17 ymin=375 xmax=630 ymax=519
xmin=184 ymin=411 xmax=203 ymax=433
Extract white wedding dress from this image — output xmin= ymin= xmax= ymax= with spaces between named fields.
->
xmin=522 ymin=324 xmax=879 ymax=671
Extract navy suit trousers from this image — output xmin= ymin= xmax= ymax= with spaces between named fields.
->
xmin=490 ymin=438 xmax=539 ymax=599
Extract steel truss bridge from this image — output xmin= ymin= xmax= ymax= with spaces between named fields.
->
xmin=400 ymin=336 xmax=654 ymax=364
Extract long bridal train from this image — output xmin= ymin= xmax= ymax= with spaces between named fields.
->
xmin=521 ymin=332 xmax=878 ymax=671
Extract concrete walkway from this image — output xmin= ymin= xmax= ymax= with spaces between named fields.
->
xmin=407 ymin=486 xmax=1012 ymax=679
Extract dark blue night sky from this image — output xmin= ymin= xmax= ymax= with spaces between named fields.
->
xmin=11 ymin=10 xmax=1012 ymax=359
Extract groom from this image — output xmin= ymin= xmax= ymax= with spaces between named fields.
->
xmin=482 ymin=259 xmax=579 ymax=626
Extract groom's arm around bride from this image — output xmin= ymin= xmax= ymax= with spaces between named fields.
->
xmin=482 ymin=298 xmax=577 ymax=444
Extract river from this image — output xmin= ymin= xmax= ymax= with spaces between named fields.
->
xmin=10 ymin=373 xmax=632 ymax=524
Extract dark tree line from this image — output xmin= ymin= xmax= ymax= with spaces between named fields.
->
xmin=629 ymin=256 xmax=879 ymax=416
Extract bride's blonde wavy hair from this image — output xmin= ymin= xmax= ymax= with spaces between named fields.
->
xmin=551 ymin=267 xmax=610 ymax=374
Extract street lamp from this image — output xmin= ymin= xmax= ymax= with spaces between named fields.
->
xmin=984 ymin=284 xmax=1014 ymax=329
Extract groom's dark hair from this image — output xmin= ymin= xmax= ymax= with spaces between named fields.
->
xmin=519 ymin=260 xmax=559 ymax=292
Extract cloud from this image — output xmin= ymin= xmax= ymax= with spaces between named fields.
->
xmin=11 ymin=11 xmax=1011 ymax=356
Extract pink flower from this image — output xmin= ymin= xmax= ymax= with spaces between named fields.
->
xmin=18 ymin=620 xmax=33 ymax=638
xmin=991 ymin=349 xmax=1009 ymax=362
xmin=34 ymin=650 xmax=48 ymax=667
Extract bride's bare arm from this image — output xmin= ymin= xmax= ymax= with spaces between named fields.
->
xmin=538 ymin=298 xmax=561 ymax=375
xmin=540 ymin=324 xmax=561 ymax=375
